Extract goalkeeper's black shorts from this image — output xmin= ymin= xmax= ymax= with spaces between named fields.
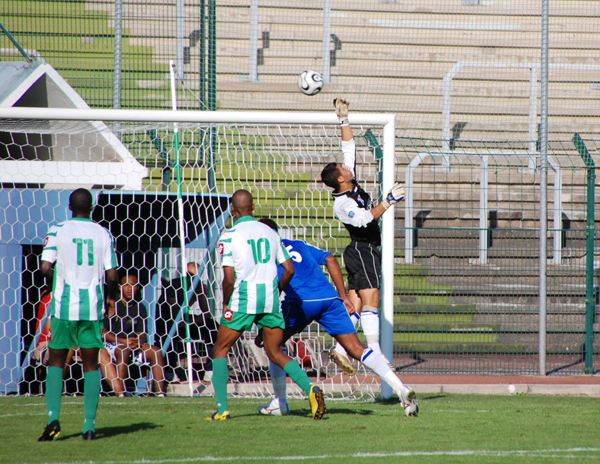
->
xmin=343 ymin=241 xmax=381 ymax=291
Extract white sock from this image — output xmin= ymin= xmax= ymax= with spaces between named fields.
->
xmin=333 ymin=312 xmax=360 ymax=357
xmin=383 ymin=371 xmax=406 ymax=395
xmin=269 ymin=346 xmax=288 ymax=405
xmin=361 ymin=306 xmax=382 ymax=354
xmin=360 ymin=348 xmax=391 ymax=378
xmin=361 ymin=347 xmax=406 ymax=394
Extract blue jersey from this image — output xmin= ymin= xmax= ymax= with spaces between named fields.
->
xmin=278 ymin=239 xmax=341 ymax=301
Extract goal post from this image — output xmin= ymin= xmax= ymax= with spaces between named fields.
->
xmin=0 ymin=106 xmax=396 ymax=399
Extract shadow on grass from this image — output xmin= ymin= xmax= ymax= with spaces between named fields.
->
xmin=288 ymin=408 xmax=373 ymax=417
xmin=375 ymin=394 xmax=446 ymax=405
xmin=58 ymin=422 xmax=161 ymax=440
xmin=231 ymin=407 xmax=373 ymax=420
xmin=419 ymin=394 xmax=446 ymax=401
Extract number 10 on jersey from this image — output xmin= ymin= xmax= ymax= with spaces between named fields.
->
xmin=248 ymin=238 xmax=271 ymax=264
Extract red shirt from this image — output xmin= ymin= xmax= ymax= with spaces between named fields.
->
xmin=35 ymin=292 xmax=52 ymax=345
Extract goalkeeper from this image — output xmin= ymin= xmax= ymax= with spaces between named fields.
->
xmin=320 ymin=97 xmax=405 ymax=374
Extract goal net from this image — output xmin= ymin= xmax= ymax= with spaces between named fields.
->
xmin=0 ymin=107 xmax=397 ymax=400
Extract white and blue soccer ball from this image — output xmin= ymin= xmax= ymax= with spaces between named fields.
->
xmin=298 ymin=70 xmax=324 ymax=96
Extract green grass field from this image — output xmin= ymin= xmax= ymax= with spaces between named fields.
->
xmin=1 ymin=394 xmax=599 ymax=463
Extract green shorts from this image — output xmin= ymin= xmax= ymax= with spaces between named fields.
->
xmin=48 ymin=318 xmax=104 ymax=350
xmin=220 ymin=310 xmax=285 ymax=332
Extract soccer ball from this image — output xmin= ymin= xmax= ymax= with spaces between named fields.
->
xmin=298 ymin=70 xmax=323 ymax=96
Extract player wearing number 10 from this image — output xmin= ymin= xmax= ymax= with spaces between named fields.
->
xmin=38 ymin=188 xmax=118 ymax=441
xmin=207 ymin=189 xmax=326 ymax=420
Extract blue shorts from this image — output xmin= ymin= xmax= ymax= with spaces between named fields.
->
xmin=282 ymin=298 xmax=355 ymax=336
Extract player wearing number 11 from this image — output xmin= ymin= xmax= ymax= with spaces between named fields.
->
xmin=208 ymin=189 xmax=326 ymax=420
xmin=38 ymin=188 xmax=118 ymax=441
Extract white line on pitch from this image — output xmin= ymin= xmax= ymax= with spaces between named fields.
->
xmin=32 ymin=448 xmax=600 ymax=464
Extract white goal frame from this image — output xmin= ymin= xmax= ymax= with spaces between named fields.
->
xmin=0 ymin=106 xmax=397 ymax=399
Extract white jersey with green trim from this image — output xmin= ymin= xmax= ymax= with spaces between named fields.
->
xmin=218 ymin=216 xmax=291 ymax=314
xmin=41 ymin=218 xmax=118 ymax=321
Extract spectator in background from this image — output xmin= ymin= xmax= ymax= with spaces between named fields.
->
xmin=155 ymin=262 xmax=217 ymax=381
xmin=101 ymin=273 xmax=166 ymax=397
xmin=33 ymin=287 xmax=81 ymax=378
xmin=99 ymin=296 xmax=122 ymax=395
xmin=187 ymin=262 xmax=218 ymax=372
xmin=33 ymin=286 xmax=53 ymax=366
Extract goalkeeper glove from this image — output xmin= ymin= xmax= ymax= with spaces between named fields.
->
xmin=334 ymin=97 xmax=349 ymax=126
xmin=381 ymin=182 xmax=405 ymax=209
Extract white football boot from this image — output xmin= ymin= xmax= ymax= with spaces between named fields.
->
xmin=258 ymin=398 xmax=289 ymax=416
xmin=399 ymin=385 xmax=419 ymax=417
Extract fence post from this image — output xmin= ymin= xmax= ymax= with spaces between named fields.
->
xmin=249 ymin=0 xmax=258 ymax=82
xmin=113 ymin=0 xmax=122 ymax=110
xmin=538 ymin=0 xmax=549 ymax=377
xmin=572 ymin=133 xmax=595 ymax=374
xmin=479 ymin=155 xmax=488 ymax=264
xmin=176 ymin=0 xmax=185 ymax=80
xmin=322 ymin=0 xmax=332 ymax=83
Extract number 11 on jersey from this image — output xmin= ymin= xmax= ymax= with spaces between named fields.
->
xmin=73 ymin=238 xmax=94 ymax=266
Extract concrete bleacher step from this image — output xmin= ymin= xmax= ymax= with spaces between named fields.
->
xmin=395 ymin=265 xmax=429 ymax=278
xmin=217 ymin=0 xmax=592 ymax=17
xmin=396 ymin=302 xmax=476 ymax=314
xmin=397 ymin=124 xmax=599 ymax=142
xmin=400 ymin=281 xmax=587 ymax=302
xmin=392 ymin=341 xmax=517 ymax=354
xmin=214 ymin=57 xmax=599 ymax=85
xmin=214 ymin=78 xmax=538 ymax=99
xmin=400 ymin=211 xmax=542 ymax=229
xmin=210 ymin=17 xmax=599 ymax=50
xmin=421 ymin=273 xmax=587 ymax=293
xmin=446 ymin=290 xmax=588 ymax=308
xmin=214 ymin=41 xmax=554 ymax=65
xmin=6 ymin=18 xmax=114 ymax=36
xmin=215 ymin=90 xmax=599 ymax=121
xmin=215 ymin=12 xmax=598 ymax=42
xmin=476 ymin=311 xmax=590 ymax=331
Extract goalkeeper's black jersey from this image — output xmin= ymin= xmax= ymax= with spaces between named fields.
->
xmin=332 ymin=179 xmax=381 ymax=246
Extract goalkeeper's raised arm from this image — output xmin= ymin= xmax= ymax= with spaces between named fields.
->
xmin=321 ymin=97 xmax=404 ymax=222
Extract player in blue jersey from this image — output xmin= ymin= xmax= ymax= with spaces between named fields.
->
xmin=255 ymin=219 xmax=418 ymax=417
